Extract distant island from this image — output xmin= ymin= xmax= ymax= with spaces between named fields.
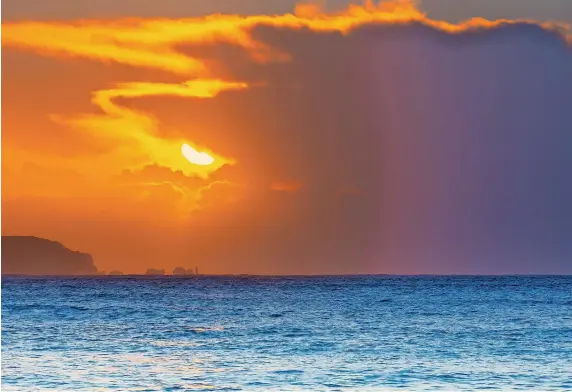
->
xmin=145 ymin=267 xmax=199 ymax=276
xmin=172 ymin=267 xmax=197 ymax=275
xmin=2 ymin=236 xmax=98 ymax=275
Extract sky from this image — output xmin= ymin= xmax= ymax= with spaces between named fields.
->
xmin=3 ymin=0 xmax=572 ymax=23
xmin=2 ymin=0 xmax=572 ymax=274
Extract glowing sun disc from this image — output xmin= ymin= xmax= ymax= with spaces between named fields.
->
xmin=181 ymin=143 xmax=215 ymax=165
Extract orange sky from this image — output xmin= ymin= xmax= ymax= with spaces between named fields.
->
xmin=3 ymin=1 xmax=572 ymax=274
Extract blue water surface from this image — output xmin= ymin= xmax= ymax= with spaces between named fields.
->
xmin=2 ymin=276 xmax=572 ymax=391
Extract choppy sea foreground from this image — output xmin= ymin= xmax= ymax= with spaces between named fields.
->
xmin=2 ymin=276 xmax=571 ymax=391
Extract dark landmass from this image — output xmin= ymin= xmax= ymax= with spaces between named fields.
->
xmin=2 ymin=236 xmax=98 ymax=275
xmin=108 ymin=270 xmax=124 ymax=275
xmin=172 ymin=267 xmax=195 ymax=276
xmin=145 ymin=268 xmax=165 ymax=275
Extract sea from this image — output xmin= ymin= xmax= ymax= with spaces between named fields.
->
xmin=2 ymin=276 xmax=572 ymax=391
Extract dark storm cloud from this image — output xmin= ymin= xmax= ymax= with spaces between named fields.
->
xmin=171 ymin=22 xmax=572 ymax=274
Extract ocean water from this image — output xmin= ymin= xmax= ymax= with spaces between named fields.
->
xmin=2 ymin=276 xmax=572 ymax=391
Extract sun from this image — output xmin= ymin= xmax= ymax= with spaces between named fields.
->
xmin=181 ymin=143 xmax=215 ymax=166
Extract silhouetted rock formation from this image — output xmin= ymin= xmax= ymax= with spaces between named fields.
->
xmin=172 ymin=267 xmax=195 ymax=275
xmin=109 ymin=270 xmax=124 ymax=275
xmin=145 ymin=268 xmax=165 ymax=275
xmin=2 ymin=236 xmax=98 ymax=275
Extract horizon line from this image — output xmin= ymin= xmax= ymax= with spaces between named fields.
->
xmin=3 ymin=273 xmax=572 ymax=278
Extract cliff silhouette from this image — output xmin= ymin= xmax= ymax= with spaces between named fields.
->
xmin=2 ymin=236 xmax=98 ymax=275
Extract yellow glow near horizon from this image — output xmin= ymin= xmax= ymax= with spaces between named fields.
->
xmin=181 ymin=143 xmax=215 ymax=166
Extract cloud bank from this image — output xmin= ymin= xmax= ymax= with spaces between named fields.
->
xmin=2 ymin=1 xmax=572 ymax=274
